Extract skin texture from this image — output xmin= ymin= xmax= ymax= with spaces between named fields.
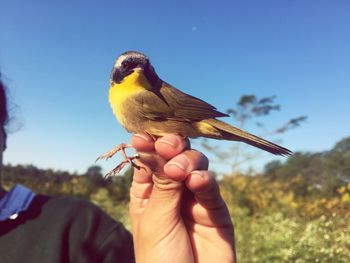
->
xmin=129 ymin=133 xmax=236 ymax=263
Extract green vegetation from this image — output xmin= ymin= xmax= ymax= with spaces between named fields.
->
xmin=220 ymin=137 xmax=350 ymax=262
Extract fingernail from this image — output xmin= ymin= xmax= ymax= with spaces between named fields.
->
xmin=134 ymin=133 xmax=153 ymax=142
xmin=165 ymin=155 xmax=189 ymax=172
xmin=157 ymin=136 xmax=179 ymax=148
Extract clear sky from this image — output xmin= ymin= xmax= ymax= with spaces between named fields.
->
xmin=1 ymin=0 xmax=349 ymax=174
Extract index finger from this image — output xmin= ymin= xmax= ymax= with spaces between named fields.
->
xmin=131 ymin=133 xmax=155 ymax=152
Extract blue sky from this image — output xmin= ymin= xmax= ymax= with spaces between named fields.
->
xmin=1 ymin=0 xmax=349 ymax=174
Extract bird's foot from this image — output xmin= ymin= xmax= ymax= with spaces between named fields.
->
xmin=96 ymin=143 xmax=133 ymax=162
xmin=104 ymin=154 xmax=140 ymax=178
xmin=96 ymin=143 xmax=141 ymax=177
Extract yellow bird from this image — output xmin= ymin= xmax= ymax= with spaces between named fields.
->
xmin=98 ymin=51 xmax=291 ymax=175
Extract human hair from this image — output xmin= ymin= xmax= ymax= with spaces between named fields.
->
xmin=0 ymin=74 xmax=9 ymax=132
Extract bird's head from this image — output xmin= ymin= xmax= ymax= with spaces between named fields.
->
xmin=110 ymin=51 xmax=160 ymax=88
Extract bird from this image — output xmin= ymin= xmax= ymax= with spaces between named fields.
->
xmin=97 ymin=51 xmax=292 ymax=176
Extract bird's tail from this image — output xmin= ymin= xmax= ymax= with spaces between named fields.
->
xmin=201 ymin=119 xmax=292 ymax=156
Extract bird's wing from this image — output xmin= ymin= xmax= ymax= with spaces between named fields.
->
xmin=135 ymin=82 xmax=229 ymax=121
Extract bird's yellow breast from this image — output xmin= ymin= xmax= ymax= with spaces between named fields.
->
xmin=109 ymin=70 xmax=151 ymax=129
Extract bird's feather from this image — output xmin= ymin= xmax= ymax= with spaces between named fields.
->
xmin=135 ymin=81 xmax=228 ymax=122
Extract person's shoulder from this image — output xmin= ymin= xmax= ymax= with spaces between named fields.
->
xmin=21 ymin=196 xmax=134 ymax=262
xmin=35 ymin=194 xmax=131 ymax=244
xmin=38 ymin=195 xmax=117 ymax=226
xmin=42 ymin=195 xmax=103 ymax=214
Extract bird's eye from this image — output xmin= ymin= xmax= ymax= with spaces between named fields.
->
xmin=122 ymin=60 xmax=138 ymax=70
xmin=122 ymin=61 xmax=129 ymax=68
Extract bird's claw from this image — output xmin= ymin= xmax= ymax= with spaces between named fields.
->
xmin=104 ymin=154 xmax=140 ymax=178
xmin=97 ymin=143 xmax=140 ymax=177
xmin=96 ymin=143 xmax=133 ymax=162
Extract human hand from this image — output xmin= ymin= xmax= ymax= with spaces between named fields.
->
xmin=129 ymin=134 xmax=236 ymax=263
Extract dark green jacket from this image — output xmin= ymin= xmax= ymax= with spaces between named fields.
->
xmin=0 ymin=195 xmax=134 ymax=262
